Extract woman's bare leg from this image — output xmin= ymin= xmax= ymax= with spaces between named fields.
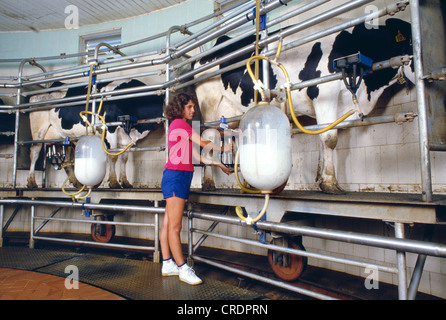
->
xmin=162 ymin=196 xmax=186 ymax=266
xmin=160 ymin=210 xmax=171 ymax=260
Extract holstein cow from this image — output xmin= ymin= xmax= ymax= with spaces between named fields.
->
xmin=27 ymin=79 xmax=164 ymax=188
xmin=195 ymin=18 xmax=414 ymax=194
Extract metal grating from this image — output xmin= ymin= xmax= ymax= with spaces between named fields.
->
xmin=0 ymin=247 xmax=262 ymax=300
xmin=0 ymin=247 xmax=77 ymax=270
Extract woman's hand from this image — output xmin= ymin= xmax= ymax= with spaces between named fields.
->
xmin=218 ymin=163 xmax=233 ymax=175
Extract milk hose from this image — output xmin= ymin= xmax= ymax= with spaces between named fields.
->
xmin=82 ymin=63 xmax=135 ymax=155
xmin=61 ymin=162 xmax=92 ymax=200
xmin=79 ymin=98 xmax=135 ymax=156
xmin=234 ymin=145 xmax=270 ymax=225
xmin=231 ymin=0 xmax=269 ymax=225
xmin=246 ymin=55 xmax=357 ymax=135
xmin=235 ymin=46 xmax=358 ymax=223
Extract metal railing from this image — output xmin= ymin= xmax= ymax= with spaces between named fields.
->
xmin=0 ymin=199 xmax=164 ymax=263
xmin=1 ymin=197 xmax=445 ymax=299
xmin=186 ymin=210 xmax=446 ymax=300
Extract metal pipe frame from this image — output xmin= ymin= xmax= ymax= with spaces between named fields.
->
xmin=407 ymin=225 xmax=433 ymax=300
xmin=172 ymin=0 xmax=331 ymax=73
xmin=176 ymin=1 xmax=410 ymax=94
xmin=0 ymin=205 xmax=3 ymax=247
xmin=4 ymin=0 xmax=410 ymax=188
xmin=1 ymin=1 xmax=407 ymax=115
xmin=0 ymin=0 xmax=252 ymax=65
xmin=409 ymin=0 xmax=432 ymax=202
xmin=193 ymin=255 xmax=338 ymax=300
xmin=1 ymin=199 xmax=164 ymax=262
xmin=395 ymin=222 xmax=408 ymax=299
xmin=13 ymin=59 xmax=48 ymax=188
xmin=187 ymin=210 xmax=446 ymax=300
xmin=0 ymin=0 xmax=292 ymax=113
xmin=1 ymin=195 xmax=445 ymax=299
xmin=188 ymin=211 xmax=446 ymax=258
xmin=191 ymin=227 xmax=398 ymax=273
xmin=0 ymin=0 xmax=290 ymax=91
xmin=21 ymin=69 xmax=163 ymax=98
xmin=277 ymin=0 xmax=409 ymax=57
xmin=292 ymin=112 xmax=417 ymax=134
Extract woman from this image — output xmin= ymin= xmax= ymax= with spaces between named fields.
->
xmin=160 ymin=92 xmax=233 ymax=285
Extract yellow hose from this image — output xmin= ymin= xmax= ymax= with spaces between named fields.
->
xmin=79 ymin=109 xmax=135 ymax=156
xmin=61 ymin=162 xmax=87 ymax=200
xmin=75 ymin=187 xmax=92 ymax=200
xmin=62 ymin=175 xmax=86 ymax=200
xmin=234 ymin=144 xmax=271 ymax=225
xmin=234 ymin=147 xmax=261 ymax=194
xmin=235 ymin=194 xmax=269 ymax=225
xmin=62 ymin=64 xmax=135 ymax=200
xmin=235 ymin=50 xmax=359 ymax=223
xmin=246 ymin=55 xmax=357 ymax=135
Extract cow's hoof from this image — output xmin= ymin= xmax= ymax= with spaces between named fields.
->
xmin=120 ymin=181 xmax=133 ymax=189
xmin=26 ymin=179 xmax=38 ymax=189
xmin=109 ymin=181 xmax=121 ymax=189
xmin=319 ymin=181 xmax=346 ymax=195
xmin=202 ymin=179 xmax=216 ymax=191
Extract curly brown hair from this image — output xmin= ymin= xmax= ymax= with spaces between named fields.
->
xmin=165 ymin=92 xmax=198 ymax=122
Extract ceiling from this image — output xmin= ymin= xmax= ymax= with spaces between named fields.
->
xmin=0 ymin=0 xmax=186 ymax=32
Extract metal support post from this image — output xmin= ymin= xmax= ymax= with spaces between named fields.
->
xmin=410 ymin=0 xmax=432 ymax=202
xmin=0 ymin=205 xmax=3 ymax=247
xmin=29 ymin=205 xmax=35 ymax=249
xmin=395 ymin=222 xmax=407 ymax=300
xmin=153 ymin=200 xmax=160 ymax=263
xmin=407 ymin=225 xmax=433 ymax=300
xmin=187 ymin=212 xmax=193 ymax=266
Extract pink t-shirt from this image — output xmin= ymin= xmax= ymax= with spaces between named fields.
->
xmin=165 ymin=119 xmax=195 ymax=172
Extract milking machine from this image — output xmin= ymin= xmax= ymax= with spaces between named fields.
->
xmin=60 ymin=62 xmax=136 ymax=242
xmin=230 ymin=0 xmax=370 ymax=280
xmin=234 ymin=9 xmax=361 ymax=225
xmin=333 ymin=52 xmax=374 ymax=120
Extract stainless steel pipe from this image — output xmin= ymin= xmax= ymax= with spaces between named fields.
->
xmin=188 ymin=211 xmax=446 ymax=258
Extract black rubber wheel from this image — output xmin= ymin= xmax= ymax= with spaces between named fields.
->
xmin=91 ymin=216 xmax=116 ymax=243
xmin=267 ymin=237 xmax=307 ymax=281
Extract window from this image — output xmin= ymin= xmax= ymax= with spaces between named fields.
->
xmin=79 ymin=29 xmax=122 ymax=64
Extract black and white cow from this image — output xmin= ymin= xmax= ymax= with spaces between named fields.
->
xmin=195 ymin=18 xmax=414 ymax=194
xmin=27 ymin=79 xmax=164 ymax=188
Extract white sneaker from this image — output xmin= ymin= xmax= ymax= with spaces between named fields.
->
xmin=179 ymin=265 xmax=202 ymax=285
xmin=162 ymin=260 xmax=179 ymax=276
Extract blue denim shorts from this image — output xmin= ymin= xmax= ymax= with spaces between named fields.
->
xmin=161 ymin=169 xmax=194 ymax=200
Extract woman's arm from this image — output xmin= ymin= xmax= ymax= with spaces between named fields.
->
xmin=190 ymin=132 xmax=233 ymax=175
xmin=190 ymin=131 xmax=232 ymax=152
